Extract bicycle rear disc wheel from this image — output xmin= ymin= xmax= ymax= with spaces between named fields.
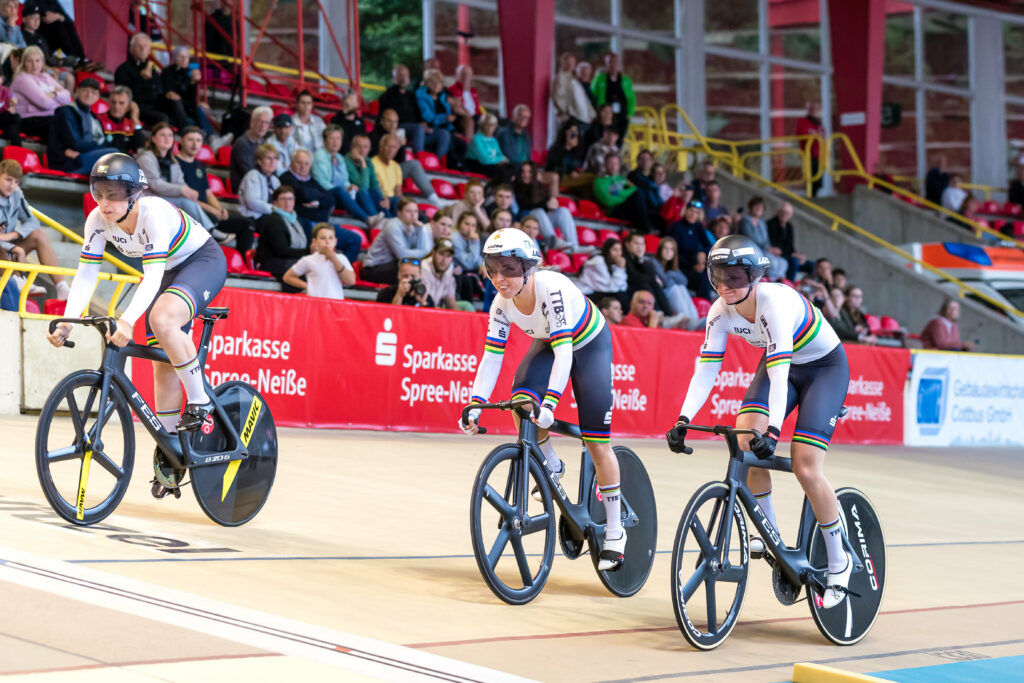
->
xmin=670 ymin=481 xmax=749 ymax=650
xmin=469 ymin=444 xmax=555 ymax=605
xmin=587 ymin=445 xmax=657 ymax=597
xmin=808 ymin=487 xmax=886 ymax=646
xmin=35 ymin=371 xmax=135 ymax=525
xmin=189 ymin=382 xmax=277 ymax=526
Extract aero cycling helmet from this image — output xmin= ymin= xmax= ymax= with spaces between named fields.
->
xmin=90 ymin=153 xmax=149 ymax=222
xmin=707 ymin=234 xmax=770 ymax=295
xmin=483 ymin=228 xmax=542 ymax=268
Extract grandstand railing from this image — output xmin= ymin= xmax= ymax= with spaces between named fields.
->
xmin=0 ymin=261 xmax=138 ymax=321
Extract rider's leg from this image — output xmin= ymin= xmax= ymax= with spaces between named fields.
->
xmin=737 ymin=411 xmax=779 ymax=532
xmin=588 ymin=440 xmax=621 ymax=528
xmin=149 ymin=292 xmax=208 ymax=406
xmin=791 ymin=441 xmax=845 ymax=572
xmin=511 ymin=412 xmax=562 ymax=473
xmin=152 ymin=361 xmax=182 ymax=432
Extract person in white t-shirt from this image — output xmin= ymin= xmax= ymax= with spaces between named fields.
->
xmin=421 ymin=236 xmax=459 ymax=310
xmin=283 ymin=222 xmax=355 ymax=300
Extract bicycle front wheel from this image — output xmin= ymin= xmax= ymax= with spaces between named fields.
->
xmin=670 ymin=481 xmax=749 ymax=650
xmin=190 ymin=382 xmax=278 ymax=526
xmin=35 ymin=370 xmax=135 ymax=525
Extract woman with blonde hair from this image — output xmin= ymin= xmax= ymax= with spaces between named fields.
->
xmin=11 ymin=45 xmax=70 ymax=139
xmin=465 ymin=112 xmax=513 ymax=182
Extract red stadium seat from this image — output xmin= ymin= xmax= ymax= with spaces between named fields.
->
xmin=44 ymin=299 xmax=64 ymax=315
xmin=597 ymin=229 xmax=620 ymax=244
xmin=1014 ymin=222 xmax=1024 ymax=237
xmin=352 ymin=260 xmax=387 ymax=289
xmin=366 ymin=99 xmax=380 ymax=117
xmin=83 ymin=192 xmax=98 ymax=217
xmin=419 ymin=203 xmax=438 ymax=219
xmin=865 ymin=314 xmax=882 ymax=334
xmin=578 ymin=227 xmax=599 ymax=246
xmin=370 ymin=227 xmax=382 ymax=243
xmin=222 ymin=246 xmax=246 ymax=274
xmin=531 ymin=149 xmax=547 ymax=165
xmin=693 ymin=297 xmax=712 ymax=317
xmin=91 ymin=100 xmax=109 ymax=115
xmin=25 ymin=299 xmax=39 ymax=313
xmin=545 ymin=249 xmax=572 ymax=271
xmin=402 ymin=177 xmax=422 ymax=195
xmin=340 ymin=227 xmax=369 ymax=249
xmin=644 ymin=234 xmax=661 ymax=254
xmin=982 ymin=199 xmax=1001 ymax=214
xmin=556 ymin=196 xmax=578 ymax=216
xmin=242 ymin=249 xmax=274 ymax=278
xmin=207 ymin=174 xmax=229 ymax=198
xmin=214 ymin=146 xmax=232 ymax=168
xmin=880 ymin=316 xmax=902 ymax=332
xmin=577 ymin=199 xmax=603 ymax=219
xmin=416 ymin=151 xmax=443 ymax=171
xmin=270 ymin=105 xmax=292 ymax=117
xmin=455 ymin=182 xmax=466 ymax=199
xmin=431 ymin=178 xmax=457 ymax=199
xmin=570 ymin=252 xmax=589 ymax=273
xmin=1003 ymin=202 xmax=1023 ymax=216
xmin=197 ymin=145 xmax=216 ymax=164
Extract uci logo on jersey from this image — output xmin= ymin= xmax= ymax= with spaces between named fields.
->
xmin=733 ymin=326 xmax=751 ymax=334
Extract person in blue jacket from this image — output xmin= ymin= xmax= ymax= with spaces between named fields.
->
xmin=416 ymin=68 xmax=467 ymax=168
xmin=47 ymin=79 xmax=119 ymax=174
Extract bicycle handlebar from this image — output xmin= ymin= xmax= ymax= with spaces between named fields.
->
xmin=461 ymin=398 xmax=541 ymax=435
xmin=683 ymin=424 xmax=762 ymax=438
xmin=48 ymin=316 xmax=118 ymax=349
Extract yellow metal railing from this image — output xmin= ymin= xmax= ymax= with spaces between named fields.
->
xmin=890 ymin=175 xmax=1001 ymax=201
xmin=0 ymin=261 xmax=139 ymax=321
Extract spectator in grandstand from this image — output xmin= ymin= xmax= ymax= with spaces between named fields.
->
xmin=660 ymin=180 xmax=695 ymax=226
xmin=1009 ymin=160 xmax=1024 ymax=209
xmin=796 ymin=256 xmax=833 ymax=307
xmin=269 ymin=113 xmax=298 ymax=175
xmin=576 ymin=61 xmax=597 ymax=108
xmin=669 ymin=199 xmax=712 ymax=267
xmin=346 ymin=132 xmax=394 ymax=217
xmin=417 ymin=68 xmax=465 ymax=167
xmin=34 ymin=0 xmax=90 ymax=68
xmin=448 ymin=63 xmax=481 ymax=138
xmin=952 ymin=194 xmax=983 ymax=231
xmin=466 ymin=113 xmax=515 ymax=183
xmin=98 ymin=85 xmax=144 ymax=155
xmin=11 ymin=45 xmax=69 ymax=139
xmin=490 ymin=206 xmax=514 ymax=232
xmin=0 ymin=71 xmax=20 ymax=145
xmin=621 ymin=290 xmax=667 ymax=329
xmin=330 ymin=90 xmax=367 ymax=155
xmin=832 ymin=268 xmax=848 ymax=292
xmin=369 ymin=108 xmax=441 ymax=204
xmin=162 ymin=46 xmax=214 ymax=137
xmin=591 ymin=53 xmax=634 ymax=140
xmin=230 ymin=105 xmax=273 ymax=190
xmin=253 ymin=185 xmax=308 ymax=284
xmin=282 ymin=222 xmax=355 ymax=300
xmin=204 ymin=0 xmax=235 ymax=70
xmin=292 ymin=89 xmax=326 ymax=153
xmin=361 ymin=197 xmax=433 ymax=284
xmin=921 ymin=298 xmax=972 ymax=351
xmin=628 ymin=148 xmax=664 ymax=228
xmin=622 ymin=230 xmax=678 ymax=317
xmin=582 ymin=103 xmax=616 ymax=153
xmin=371 ymin=133 xmax=405 ymax=207
xmin=653 ymin=164 xmax=672 ymax=203
xmin=379 ymin=64 xmax=426 ymax=153
xmin=925 ymin=155 xmax=950 ymax=206
xmin=482 ymin=183 xmax=517 ymax=232
xmin=114 ymin=34 xmax=181 ymax=128
xmin=420 ymin=236 xmax=462 ymax=310
xmin=0 ymin=158 xmax=68 ymax=298
xmin=450 ymin=180 xmax=490 ymax=230
xmin=46 ymin=79 xmax=119 ymax=174
xmin=451 ymin=210 xmax=482 ymax=274
xmin=376 ymin=257 xmax=435 ymax=307
xmin=18 ymin=4 xmax=62 ymax=68
xmin=551 ymin=52 xmax=595 ymax=134
xmin=0 ymin=0 xmax=25 ymax=48
xmin=795 ymin=101 xmax=826 ymax=196
xmin=280 ymin=148 xmax=337 ymax=228
xmin=826 ymin=287 xmax=858 ymax=342
xmin=496 ymin=104 xmax=533 ymax=170
xmin=651 ymin=236 xmax=702 ymax=323
xmin=594 ymin=154 xmax=653 ymax=233
xmin=739 ymin=196 xmax=788 ymax=280
xmin=238 ymin=143 xmax=281 ymax=219
xmin=544 ymin=120 xmax=586 ymax=194
xmin=682 ymin=246 xmax=713 ymax=302
xmin=598 ymin=296 xmax=623 ymax=324
xmin=839 ymin=285 xmax=879 ymax=346
xmin=513 ymin=161 xmax=580 ymax=251
xmin=428 ymin=208 xmax=453 ymax=241
xmin=576 ymin=237 xmax=628 ymax=305
xmin=767 ymin=201 xmax=812 ymax=281
xmin=941 ymin=173 xmax=968 ymax=213
xmin=704 ymin=182 xmax=728 ymax=222
xmin=689 ymin=160 xmax=716 ymax=205
xmin=583 ymin=125 xmax=621 ymax=175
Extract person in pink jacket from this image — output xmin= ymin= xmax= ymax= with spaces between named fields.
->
xmin=10 ymin=46 xmax=71 ymax=140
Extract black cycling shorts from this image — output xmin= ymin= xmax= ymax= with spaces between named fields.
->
xmin=512 ymin=324 xmax=613 ymax=443
xmin=738 ymin=344 xmax=849 ymax=451
xmin=144 ymin=238 xmax=227 ymax=345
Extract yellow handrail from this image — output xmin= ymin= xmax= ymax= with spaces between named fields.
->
xmin=0 ymin=261 xmax=140 ymax=321
xmin=28 ymin=206 xmax=142 ymax=278
xmin=891 ymin=175 xmax=1000 ymax=201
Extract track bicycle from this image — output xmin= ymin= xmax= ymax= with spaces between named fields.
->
xmin=670 ymin=423 xmax=885 ymax=649
xmin=463 ymin=398 xmax=657 ymax=605
xmin=35 ymin=311 xmax=277 ymax=527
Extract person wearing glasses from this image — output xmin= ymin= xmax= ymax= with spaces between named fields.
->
xmin=375 ymin=256 xmax=434 ymax=307
xmin=460 ymin=228 xmax=627 ymax=572
xmin=361 ymin=197 xmax=434 ymax=284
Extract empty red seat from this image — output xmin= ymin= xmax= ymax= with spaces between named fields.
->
xmin=570 ymin=252 xmax=589 ymax=273
xmin=197 ymin=145 xmax=216 ymax=164
xmin=865 ymin=314 xmax=882 ymax=334
xmin=416 ymin=151 xmax=442 ymax=171
xmin=431 ymin=178 xmax=457 ymax=199
xmin=402 ymin=177 xmax=422 ymax=195
xmin=880 ymin=316 xmax=902 ymax=332
xmin=1014 ymin=222 xmax=1024 ymax=237
xmin=366 ymin=99 xmax=380 ymax=117
xmin=578 ymin=227 xmax=599 ymax=246
xmin=207 ymin=174 xmax=229 ymax=197
xmin=556 ymin=196 xmax=579 ymax=216
xmin=44 ymin=299 xmax=64 ymax=315
xmin=352 ymin=260 xmax=387 ymax=289
xmin=644 ymin=234 xmax=661 ymax=254
xmin=91 ymin=100 xmax=109 ymax=115
xmin=597 ymin=229 xmax=620 ymax=244
xmin=24 ymin=299 xmax=39 ymax=313
xmin=577 ymin=199 xmax=603 ymax=219
xmin=982 ymin=199 xmax=1000 ymax=214
xmin=83 ymin=192 xmax=98 ymax=217
xmin=455 ymin=183 xmax=466 ymax=199
xmin=242 ymin=249 xmax=274 ymax=278
xmin=1003 ymin=202 xmax=1023 ymax=216
xmin=222 ymin=246 xmax=246 ymax=274
xmin=340 ymin=226 xmax=369 ymax=249
xmin=545 ymin=249 xmax=572 ymax=271
xmin=214 ymin=146 xmax=232 ymax=168
xmin=419 ymin=203 xmax=438 ymax=218
xmin=693 ymin=297 xmax=712 ymax=317
xmin=270 ymin=105 xmax=292 ymax=117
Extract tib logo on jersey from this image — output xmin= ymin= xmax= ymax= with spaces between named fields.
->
xmin=375 ymin=318 xmax=398 ymax=366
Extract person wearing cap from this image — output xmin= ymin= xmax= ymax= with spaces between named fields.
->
xmin=161 ymin=45 xmax=213 ymax=137
xmin=46 ymin=77 xmax=119 ymax=174
xmin=269 ymin=112 xmax=298 ymax=175
xmin=19 ymin=2 xmax=59 ymax=66
xmin=420 ymin=236 xmax=462 ymax=311
xmin=668 ymin=197 xmax=712 ymax=268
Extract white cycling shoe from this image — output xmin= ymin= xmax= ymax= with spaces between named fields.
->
xmin=598 ymin=529 xmax=627 ymax=571
xmin=749 ymin=535 xmax=766 ymax=559
xmin=822 ymin=551 xmax=854 ymax=609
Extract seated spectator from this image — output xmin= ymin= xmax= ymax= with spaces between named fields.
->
xmin=652 ymin=236 xmax=702 ymax=324
xmin=0 ymin=71 xmax=21 ymax=145
xmin=291 ymin=89 xmax=326 ymax=153
xmin=660 ymin=180 xmax=695 ymax=225
xmin=34 ymin=0 xmax=90 ymax=68
xmin=954 ymin=194 xmax=981 ymax=231
xmin=518 ymin=215 xmax=547 ymax=260
xmin=280 ymin=148 xmax=336 ymax=229
xmin=162 ymin=46 xmax=214 ymax=137
xmin=451 ymin=211 xmax=483 ymax=299
xmin=428 ymin=207 xmax=454 ymax=241
xmin=18 ymin=4 xmax=63 ymax=69
xmin=551 ymin=52 xmax=595 ymax=133
xmin=598 ymin=296 xmax=623 ymax=324
xmin=375 ymin=256 xmax=435 ymax=307
xmin=254 ymin=185 xmax=308 ymax=283
xmin=282 ymin=222 xmax=355 ymax=300
xmin=465 ymin=113 xmax=514 ymax=182
xmin=11 ymin=45 xmax=69 ymax=139
xmin=826 ymin=287 xmax=858 ymax=341
xmin=739 ymin=196 xmax=788 ymax=280
xmin=99 ymin=85 xmax=144 ymax=155
xmin=704 ymin=181 xmax=728 ymax=221
xmin=832 ymin=268 xmax=848 ymax=291
xmin=371 ymin=133 xmax=406 ymax=208
xmin=496 ymin=104 xmax=533 ymax=169
xmin=941 ymin=173 xmax=967 ymax=213
xmin=838 ymin=286 xmax=879 ymax=345
xmin=575 ymin=237 xmax=627 ymax=306
xmin=653 ymin=164 xmax=672 ymax=203
xmin=593 ymin=154 xmax=653 ymax=233
xmin=46 ymin=78 xmax=119 ymax=174
xmin=925 ymin=155 xmax=949 ymax=206
xmin=330 ymin=90 xmax=366 ymax=155
xmin=416 ymin=68 xmax=465 ymax=166
xmin=583 ymin=126 xmax=620 ymax=175
xmin=361 ymin=198 xmax=433 ymax=284
xmin=669 ymin=199 xmax=712 ymax=265
xmin=767 ymin=201 xmax=812 ymax=281
xmin=489 ymin=206 xmax=514 ymax=232
xmin=176 ymin=126 xmax=259 ymax=256
xmin=0 ymin=158 xmax=68 ymax=298
xmin=482 ymin=183 xmax=517 ymax=233
xmin=238 ymin=143 xmax=281 ymax=219
xmin=627 ymin=149 xmax=664 ymax=222
xmin=346 ymin=132 xmax=394 ymax=216
xmin=592 ymin=52 xmax=634 ymax=139
xmin=513 ymin=161 xmax=582 ymax=251
xmin=689 ymin=160 xmax=716 ymax=205
xmin=448 ymin=64 xmax=482 ymax=138
xmin=421 ymin=236 xmax=463 ymax=310
xmin=269 ymin=113 xmax=298 ymax=175
xmin=450 ymin=180 xmax=490 ymax=230
xmin=622 ymin=231 xmax=677 ymax=317
xmin=582 ymin=103 xmax=616 ymax=152
xmin=369 ymin=107 xmax=441 ymax=204
xmin=0 ymin=0 xmax=25 ymax=49
xmin=620 ymin=290 xmax=667 ymax=329
xmin=921 ymin=298 xmax=973 ymax=351
xmin=115 ymin=34 xmax=181 ymax=128
xmin=544 ymin=120 xmax=586 ymax=194
xmin=312 ymin=124 xmax=381 ymax=225
xmin=378 ymin=64 xmax=426 ymax=152
xmin=230 ymin=105 xmax=273 ymax=190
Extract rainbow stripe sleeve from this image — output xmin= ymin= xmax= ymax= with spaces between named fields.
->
xmin=142 ymin=251 xmax=168 ymax=266
xmin=483 ymin=335 xmax=507 ymax=355
xmin=765 ymin=351 xmax=792 ymax=369
xmin=79 ymin=251 xmax=104 ymax=265
xmin=549 ymin=329 xmax=573 ymax=349
xmin=699 ymin=349 xmax=725 ymax=363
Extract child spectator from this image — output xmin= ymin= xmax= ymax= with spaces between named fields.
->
xmin=283 ymin=222 xmax=355 ymax=299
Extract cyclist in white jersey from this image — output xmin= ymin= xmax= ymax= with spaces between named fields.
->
xmin=666 ymin=234 xmax=853 ymax=608
xmin=46 ymin=154 xmax=227 ymax=436
xmin=460 ymin=229 xmax=626 ymax=570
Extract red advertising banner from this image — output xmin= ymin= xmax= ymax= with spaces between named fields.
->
xmin=132 ymin=288 xmax=908 ymax=444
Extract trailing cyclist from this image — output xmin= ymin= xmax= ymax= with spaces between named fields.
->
xmin=460 ymin=228 xmax=626 ymax=571
xmin=666 ymin=234 xmax=852 ymax=608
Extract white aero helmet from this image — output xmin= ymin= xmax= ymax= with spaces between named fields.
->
xmin=483 ymin=228 xmax=543 ymax=266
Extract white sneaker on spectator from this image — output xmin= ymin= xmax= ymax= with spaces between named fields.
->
xmin=55 ymin=281 xmax=70 ymax=301
xmin=209 ymin=132 xmax=234 ymax=153
xmin=211 ymin=228 xmax=235 ymax=246
xmin=569 ymin=244 xmax=596 ymax=255
xmin=551 ymin=238 xmax=572 ymax=251
xmin=367 ymin=213 xmax=386 ymax=229
xmin=425 ymin=193 xmax=444 ymax=207
xmin=13 ymin=274 xmax=45 ymax=297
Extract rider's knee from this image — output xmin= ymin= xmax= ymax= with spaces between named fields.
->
xmin=792 ymin=458 xmax=823 ymax=485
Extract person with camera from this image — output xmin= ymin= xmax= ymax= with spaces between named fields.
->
xmin=375 ymin=257 xmax=434 ymax=307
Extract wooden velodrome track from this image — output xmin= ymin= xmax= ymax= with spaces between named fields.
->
xmin=1 ymin=413 xmax=1023 ymax=682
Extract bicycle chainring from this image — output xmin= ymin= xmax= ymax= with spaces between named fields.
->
xmin=558 ymin=515 xmax=585 ymax=560
xmin=773 ymin=564 xmax=803 ymax=606
xmin=153 ymin=449 xmax=187 ymax=488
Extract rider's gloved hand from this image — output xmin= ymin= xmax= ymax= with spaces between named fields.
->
xmin=666 ymin=416 xmax=690 ymax=453
xmin=459 ymin=407 xmax=481 ymax=435
xmin=535 ymin=403 xmax=556 ymax=429
xmin=749 ymin=426 xmax=780 ymax=459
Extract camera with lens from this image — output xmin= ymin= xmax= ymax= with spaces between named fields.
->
xmin=409 ymin=278 xmax=427 ymax=296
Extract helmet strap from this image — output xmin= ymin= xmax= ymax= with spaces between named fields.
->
xmin=116 ymin=194 xmax=138 ymax=224
xmin=513 ymin=259 xmax=532 ymax=297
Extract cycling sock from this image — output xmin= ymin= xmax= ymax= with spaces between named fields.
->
xmin=599 ymin=482 xmax=622 ymax=535
xmin=172 ymin=354 xmax=210 ymax=405
xmin=156 ymin=409 xmax=179 ymax=434
xmin=538 ymin=436 xmax=561 ymax=473
xmin=753 ymin=488 xmax=779 ymax=534
xmin=820 ymin=516 xmax=847 ymax=573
